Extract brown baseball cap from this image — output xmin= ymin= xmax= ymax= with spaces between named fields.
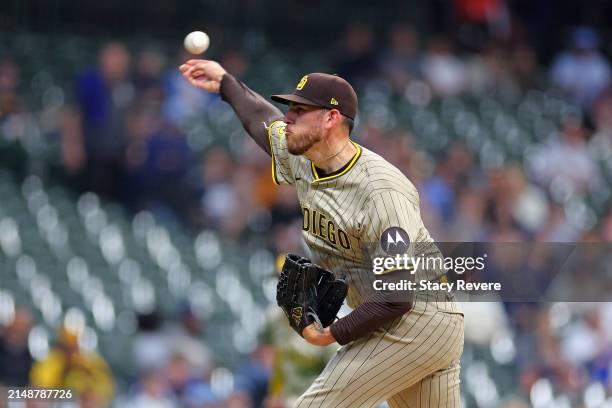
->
xmin=271 ymin=73 xmax=358 ymax=120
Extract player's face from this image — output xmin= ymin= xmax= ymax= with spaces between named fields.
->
xmin=284 ymin=103 xmax=327 ymax=155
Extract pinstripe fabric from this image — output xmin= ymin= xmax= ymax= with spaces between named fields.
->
xmin=294 ymin=309 xmax=464 ymax=407
xmin=268 ymin=121 xmax=464 ymax=407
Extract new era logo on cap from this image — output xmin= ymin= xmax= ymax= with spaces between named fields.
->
xmin=271 ymin=73 xmax=358 ymax=120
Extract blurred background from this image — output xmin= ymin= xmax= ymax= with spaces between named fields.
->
xmin=0 ymin=0 xmax=612 ymax=407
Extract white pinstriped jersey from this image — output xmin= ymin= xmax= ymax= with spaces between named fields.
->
xmin=268 ymin=120 xmax=461 ymax=314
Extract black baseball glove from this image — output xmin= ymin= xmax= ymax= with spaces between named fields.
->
xmin=276 ymin=254 xmax=348 ymax=337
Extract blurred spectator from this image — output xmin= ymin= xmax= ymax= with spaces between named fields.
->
xmin=219 ymin=49 xmax=249 ymax=80
xmin=528 ymin=312 xmax=580 ymax=392
xmin=271 ymin=220 xmax=304 ymax=255
xmin=422 ymin=159 xmax=456 ymax=223
xmin=128 ymin=370 xmax=177 ymax=408
xmin=500 ymin=399 xmax=530 ymax=408
xmin=165 ymin=303 xmax=213 ymax=379
xmin=234 ymin=344 xmax=274 ymax=408
xmin=183 ymin=380 xmax=220 ymax=408
xmin=122 ymin=103 xmax=158 ymax=203
xmin=461 ymin=301 xmax=509 ymax=346
xmin=263 ymin=395 xmax=286 ymax=408
xmin=0 ymin=57 xmax=32 ymax=158
xmin=123 ymin=114 xmax=194 ymax=223
xmin=529 ymin=116 xmax=602 ymax=195
xmin=226 ymin=390 xmax=254 ymax=408
xmin=335 ymin=23 xmax=378 ymax=87
xmin=464 ymin=42 xmax=520 ymax=96
xmin=561 ymin=309 xmax=606 ymax=369
xmin=264 ymin=304 xmax=336 ymax=406
xmin=592 ymin=84 xmax=612 ymax=132
xmin=166 ymin=353 xmax=216 ymax=406
xmin=133 ymin=48 xmax=166 ymax=105
xmin=453 ymin=0 xmax=511 ymax=50
xmin=269 ymin=185 xmax=301 ymax=227
xmin=510 ymin=43 xmax=541 ymax=91
xmin=30 ymin=326 xmax=114 ymax=405
xmin=198 ymin=146 xmax=240 ymax=230
xmin=368 ymin=129 xmax=415 ymax=177
xmin=162 ymin=51 xmax=220 ymax=126
xmin=484 ymin=168 xmax=526 ymax=240
xmin=422 ymin=35 xmax=467 ymax=96
xmin=422 ymin=142 xmax=478 ymax=223
xmin=166 ymin=353 xmax=191 ymax=401
xmin=133 ymin=310 xmax=171 ymax=372
xmin=379 ymin=24 xmax=422 ymax=93
xmin=603 ymin=209 xmax=612 ymax=242
xmin=0 ymin=58 xmax=22 ymax=123
xmin=0 ymin=308 xmax=33 ymax=386
xmin=589 ymin=84 xmax=612 ymax=164
xmin=62 ymin=41 xmax=133 ymax=197
xmin=536 ymin=205 xmax=582 ymax=242
xmin=80 ymin=389 xmax=109 ymax=408
xmin=550 ymin=27 xmax=611 ymax=110
xmin=505 ymin=164 xmax=549 ymax=234
xmin=447 ymin=189 xmax=486 ymax=240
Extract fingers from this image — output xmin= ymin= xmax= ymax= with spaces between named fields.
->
xmin=179 ymin=65 xmax=201 ymax=82
xmin=186 ymin=59 xmax=210 ymax=65
xmin=190 ymin=67 xmax=206 ymax=78
xmin=179 ymin=59 xmax=211 ymax=72
xmin=179 ymin=62 xmax=202 ymax=74
xmin=184 ymin=70 xmax=216 ymax=92
xmin=179 ymin=59 xmax=205 ymax=68
xmin=179 ymin=62 xmax=210 ymax=81
xmin=185 ymin=68 xmax=204 ymax=84
xmin=178 ymin=60 xmax=221 ymax=92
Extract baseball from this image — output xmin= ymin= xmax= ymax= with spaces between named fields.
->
xmin=184 ymin=31 xmax=210 ymax=54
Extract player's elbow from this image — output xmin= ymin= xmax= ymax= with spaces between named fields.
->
xmin=386 ymin=299 xmax=414 ymax=317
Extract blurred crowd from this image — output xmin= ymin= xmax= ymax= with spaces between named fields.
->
xmin=1 ymin=20 xmax=611 ymax=242
xmin=1 ymin=5 xmax=612 ymax=407
xmin=0 ymin=305 xmax=276 ymax=408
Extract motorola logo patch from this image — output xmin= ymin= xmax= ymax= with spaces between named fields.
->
xmin=380 ymin=227 xmax=410 ymax=255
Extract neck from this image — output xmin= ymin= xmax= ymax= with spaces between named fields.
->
xmin=306 ymin=135 xmax=357 ymax=174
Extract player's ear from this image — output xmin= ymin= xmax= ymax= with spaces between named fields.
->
xmin=324 ymin=109 xmax=342 ymax=130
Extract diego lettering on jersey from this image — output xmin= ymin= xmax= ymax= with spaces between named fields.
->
xmin=301 ymin=205 xmax=351 ymax=250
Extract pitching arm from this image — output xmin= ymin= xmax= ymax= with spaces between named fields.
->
xmin=220 ymin=73 xmax=284 ymax=156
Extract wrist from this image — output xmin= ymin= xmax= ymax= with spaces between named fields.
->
xmin=302 ymin=324 xmax=336 ymax=346
xmin=322 ymin=327 xmax=336 ymax=345
xmin=219 ymin=72 xmax=235 ymax=100
xmin=329 ymin=321 xmax=348 ymax=346
xmin=314 ymin=326 xmax=335 ymax=346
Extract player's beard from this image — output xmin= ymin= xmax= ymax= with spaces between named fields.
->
xmin=287 ymin=126 xmax=323 ymax=155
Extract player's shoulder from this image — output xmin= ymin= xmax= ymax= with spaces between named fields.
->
xmin=355 ymin=145 xmax=419 ymax=199
xmin=268 ymin=120 xmax=287 ymax=137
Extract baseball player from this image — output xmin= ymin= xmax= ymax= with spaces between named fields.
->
xmin=180 ymin=60 xmax=464 ymax=407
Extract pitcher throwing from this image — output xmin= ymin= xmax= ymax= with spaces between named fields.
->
xmin=180 ymin=59 xmax=464 ymax=408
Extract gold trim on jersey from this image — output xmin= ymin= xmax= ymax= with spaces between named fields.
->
xmin=310 ymin=142 xmax=362 ymax=183
xmin=267 ymin=120 xmax=283 ymax=185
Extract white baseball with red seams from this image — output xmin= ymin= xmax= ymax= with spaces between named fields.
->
xmin=184 ymin=31 xmax=210 ymax=54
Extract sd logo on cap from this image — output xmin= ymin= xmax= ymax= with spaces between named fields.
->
xmin=272 ymin=73 xmax=358 ymax=120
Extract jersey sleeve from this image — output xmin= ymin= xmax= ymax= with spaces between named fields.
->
xmin=267 ymin=120 xmax=296 ymax=185
xmin=360 ymin=189 xmax=426 ymax=274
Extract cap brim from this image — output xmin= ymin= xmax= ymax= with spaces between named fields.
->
xmin=270 ymin=94 xmax=321 ymax=107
